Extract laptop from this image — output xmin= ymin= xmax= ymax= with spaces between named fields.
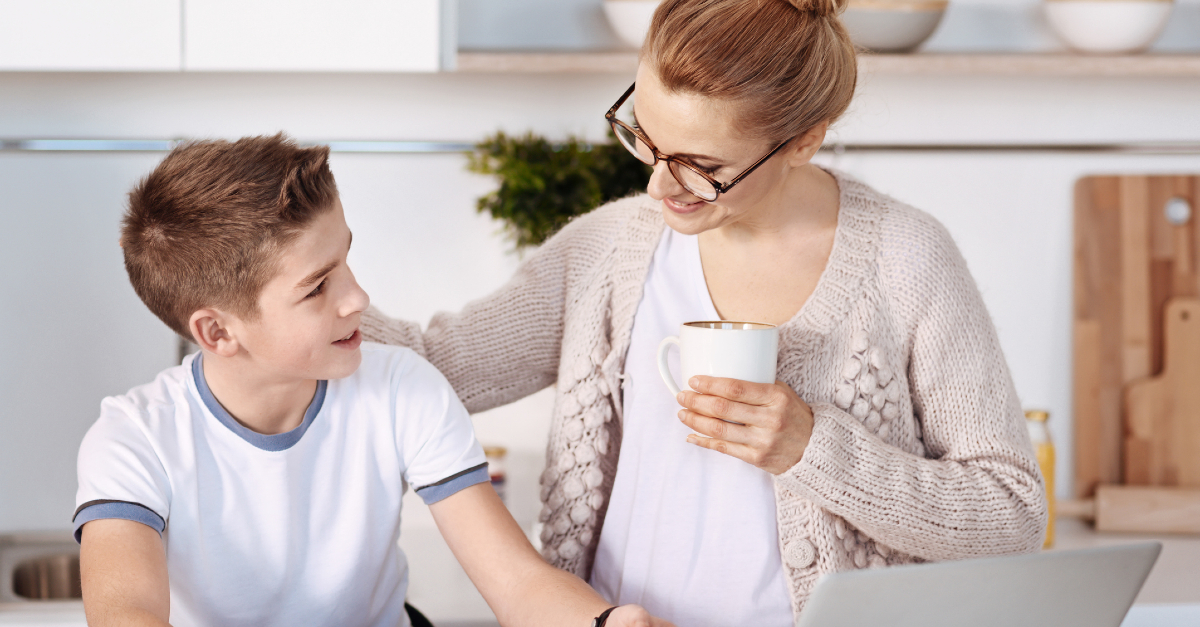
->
xmin=796 ymin=542 xmax=1161 ymax=627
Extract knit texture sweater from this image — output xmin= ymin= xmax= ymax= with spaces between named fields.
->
xmin=361 ymin=168 xmax=1048 ymax=618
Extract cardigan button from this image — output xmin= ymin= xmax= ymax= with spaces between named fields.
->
xmin=785 ymin=539 xmax=816 ymax=569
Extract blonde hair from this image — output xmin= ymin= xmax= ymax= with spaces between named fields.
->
xmin=642 ymin=0 xmax=857 ymax=143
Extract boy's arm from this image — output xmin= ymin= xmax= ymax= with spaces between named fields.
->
xmin=80 ymin=519 xmax=172 ymax=627
xmin=430 ymin=483 xmax=673 ymax=627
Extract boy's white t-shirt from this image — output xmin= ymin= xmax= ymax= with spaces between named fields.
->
xmin=74 ymin=342 xmax=488 ymax=627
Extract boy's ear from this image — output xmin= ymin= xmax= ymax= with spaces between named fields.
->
xmin=188 ymin=309 xmax=240 ymax=357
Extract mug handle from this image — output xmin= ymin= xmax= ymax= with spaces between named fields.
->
xmin=657 ymin=336 xmax=683 ymax=397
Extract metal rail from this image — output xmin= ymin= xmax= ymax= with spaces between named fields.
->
xmin=0 ymin=139 xmax=476 ymax=153
xmin=5 ymin=139 xmax=1200 ymax=155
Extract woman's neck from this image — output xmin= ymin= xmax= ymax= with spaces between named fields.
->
xmin=710 ymin=164 xmax=840 ymax=245
xmin=694 ymin=163 xmax=841 ymax=325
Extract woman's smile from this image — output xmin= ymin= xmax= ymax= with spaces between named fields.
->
xmin=664 ymin=196 xmax=706 ymax=214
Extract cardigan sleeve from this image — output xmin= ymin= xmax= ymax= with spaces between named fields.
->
xmin=360 ymin=203 xmax=628 ymax=414
xmin=776 ymin=208 xmax=1047 ymax=561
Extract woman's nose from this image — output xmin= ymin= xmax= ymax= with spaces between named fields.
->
xmin=646 ymin=161 xmax=684 ymax=200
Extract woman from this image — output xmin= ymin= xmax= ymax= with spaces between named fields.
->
xmin=363 ymin=0 xmax=1047 ymax=624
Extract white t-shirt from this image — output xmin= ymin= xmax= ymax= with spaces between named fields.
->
xmin=590 ymin=228 xmax=793 ymax=626
xmin=74 ymin=343 xmax=487 ymax=627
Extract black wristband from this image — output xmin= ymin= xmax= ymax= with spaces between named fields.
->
xmin=592 ymin=606 xmax=618 ymax=627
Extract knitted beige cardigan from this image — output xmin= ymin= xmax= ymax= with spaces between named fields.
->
xmin=361 ymin=169 xmax=1047 ymax=618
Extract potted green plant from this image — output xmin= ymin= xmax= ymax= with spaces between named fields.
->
xmin=467 ymin=130 xmax=652 ymax=250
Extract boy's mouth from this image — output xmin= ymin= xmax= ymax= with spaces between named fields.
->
xmin=333 ymin=329 xmax=361 ymax=349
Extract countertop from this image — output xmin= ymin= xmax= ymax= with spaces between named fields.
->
xmin=1 ymin=517 xmax=1196 ymax=626
xmin=1052 ymin=516 xmax=1200 ymax=605
xmin=0 ymin=606 xmax=498 ymax=627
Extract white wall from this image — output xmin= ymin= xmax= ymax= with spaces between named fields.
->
xmin=0 ymin=152 xmax=179 ymax=532
xmin=0 ymin=71 xmax=628 ymax=535
xmin=3 ymin=3 xmax=1200 ymax=537
xmin=923 ymin=0 xmax=1200 ymax=52
xmin=2 ymin=4 xmax=1199 ymax=621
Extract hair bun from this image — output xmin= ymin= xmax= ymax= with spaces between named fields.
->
xmin=785 ymin=0 xmax=843 ymax=18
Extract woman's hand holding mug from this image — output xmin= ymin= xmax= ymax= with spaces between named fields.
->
xmin=657 ymin=321 xmax=814 ymax=475
xmin=677 ymin=376 xmax=814 ymax=475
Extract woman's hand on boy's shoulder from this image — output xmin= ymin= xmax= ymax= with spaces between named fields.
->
xmin=607 ymin=604 xmax=677 ymax=627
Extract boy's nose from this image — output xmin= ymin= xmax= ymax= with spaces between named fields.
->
xmin=341 ymin=271 xmax=370 ymax=317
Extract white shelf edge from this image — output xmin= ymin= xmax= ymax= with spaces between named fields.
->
xmin=454 ymin=51 xmax=1200 ymax=77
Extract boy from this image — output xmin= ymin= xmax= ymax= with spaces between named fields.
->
xmin=74 ymin=135 xmax=669 ymax=627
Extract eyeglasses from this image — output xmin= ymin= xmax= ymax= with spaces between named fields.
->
xmin=605 ymin=82 xmax=791 ymax=202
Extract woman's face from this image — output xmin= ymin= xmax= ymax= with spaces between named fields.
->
xmin=632 ymin=64 xmax=808 ymax=235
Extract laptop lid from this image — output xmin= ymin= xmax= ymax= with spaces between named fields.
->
xmin=796 ymin=542 xmax=1161 ymax=627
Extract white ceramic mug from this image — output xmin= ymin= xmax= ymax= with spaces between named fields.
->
xmin=657 ymin=321 xmax=779 ymax=397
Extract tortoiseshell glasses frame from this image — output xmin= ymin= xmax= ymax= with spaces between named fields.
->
xmin=605 ymin=82 xmax=792 ymax=202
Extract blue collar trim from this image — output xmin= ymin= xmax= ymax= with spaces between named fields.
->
xmin=191 ymin=354 xmax=327 ymax=452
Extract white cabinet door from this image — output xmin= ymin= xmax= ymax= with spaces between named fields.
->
xmin=0 ymin=0 xmax=180 ymax=71
xmin=184 ymin=0 xmax=451 ymax=72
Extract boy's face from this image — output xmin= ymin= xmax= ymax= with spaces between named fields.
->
xmin=227 ymin=197 xmax=369 ymax=382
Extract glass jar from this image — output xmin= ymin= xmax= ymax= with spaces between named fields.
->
xmin=1025 ymin=410 xmax=1055 ymax=549
xmin=484 ymin=446 xmax=508 ymax=505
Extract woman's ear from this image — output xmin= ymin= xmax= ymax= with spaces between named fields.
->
xmin=188 ymin=309 xmax=240 ymax=357
xmin=786 ymin=121 xmax=830 ymax=167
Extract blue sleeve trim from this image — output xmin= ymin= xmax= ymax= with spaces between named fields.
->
xmin=414 ymin=463 xmax=490 ymax=505
xmin=73 ymin=500 xmax=165 ymax=544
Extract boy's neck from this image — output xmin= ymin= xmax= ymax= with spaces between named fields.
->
xmin=199 ymin=351 xmax=319 ymax=436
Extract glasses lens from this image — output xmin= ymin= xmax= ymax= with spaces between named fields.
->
xmin=612 ymin=122 xmax=656 ymax=166
xmin=670 ymin=161 xmax=718 ymax=201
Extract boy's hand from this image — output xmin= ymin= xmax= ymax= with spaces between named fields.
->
xmin=430 ymin=483 xmax=677 ymax=627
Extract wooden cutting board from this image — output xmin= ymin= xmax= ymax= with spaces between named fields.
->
xmin=1073 ymin=175 xmax=1200 ymax=498
xmin=1124 ymin=298 xmax=1200 ymax=487
xmin=1091 ymin=485 xmax=1200 ymax=534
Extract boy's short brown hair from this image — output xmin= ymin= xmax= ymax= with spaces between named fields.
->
xmin=122 ymin=133 xmax=339 ymax=340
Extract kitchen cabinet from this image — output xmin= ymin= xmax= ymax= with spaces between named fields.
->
xmin=0 ymin=0 xmax=452 ymax=72
xmin=183 ymin=0 xmax=453 ymax=71
xmin=0 ymin=0 xmax=180 ymax=71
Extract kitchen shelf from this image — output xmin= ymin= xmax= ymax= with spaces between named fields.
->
xmin=454 ymin=51 xmax=1200 ymax=77
xmin=455 ymin=51 xmax=639 ymax=73
xmin=863 ymin=53 xmax=1200 ymax=77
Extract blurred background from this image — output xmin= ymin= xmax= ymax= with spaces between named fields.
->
xmin=2 ymin=0 xmax=1200 ymax=624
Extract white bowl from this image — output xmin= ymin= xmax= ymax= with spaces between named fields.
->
xmin=841 ymin=1 xmax=949 ymax=53
xmin=1044 ymin=0 xmax=1173 ymax=54
xmin=602 ymin=0 xmax=662 ymax=49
